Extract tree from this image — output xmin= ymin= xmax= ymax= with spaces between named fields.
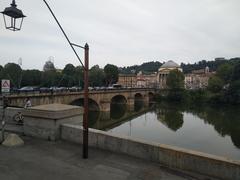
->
xmin=89 ymin=65 xmax=105 ymax=87
xmin=208 ymin=76 xmax=224 ymax=93
xmin=62 ymin=64 xmax=75 ymax=76
xmin=61 ymin=64 xmax=76 ymax=87
xmin=227 ymin=80 xmax=240 ymax=104
xmin=224 ymin=62 xmax=240 ymax=104
xmin=74 ymin=66 xmax=84 ymax=87
xmin=0 ymin=65 xmax=3 ymax=80
xmin=216 ymin=63 xmax=233 ymax=83
xmin=43 ymin=60 xmax=56 ymax=72
xmin=231 ymin=61 xmax=240 ymax=82
xmin=166 ymin=69 xmax=184 ymax=90
xmin=58 ymin=74 xmax=75 ymax=87
xmin=21 ymin=70 xmax=42 ymax=87
xmin=2 ymin=63 xmax=22 ymax=88
xmin=120 ymin=61 xmax=162 ymax=74
xmin=166 ymin=70 xmax=185 ymax=101
xmin=41 ymin=70 xmax=60 ymax=87
xmin=104 ymin=64 xmax=119 ymax=86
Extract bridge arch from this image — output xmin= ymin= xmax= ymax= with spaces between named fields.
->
xmin=110 ymin=95 xmax=127 ymax=119
xmin=70 ymin=98 xmax=100 ymax=111
xmin=134 ymin=93 xmax=143 ymax=98
xmin=111 ymin=95 xmax=127 ymax=104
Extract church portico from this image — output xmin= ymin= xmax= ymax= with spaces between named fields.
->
xmin=157 ymin=60 xmax=182 ymax=89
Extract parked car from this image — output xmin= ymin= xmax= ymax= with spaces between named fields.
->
xmin=69 ymin=86 xmax=82 ymax=92
xmin=56 ymin=87 xmax=68 ymax=92
xmin=100 ymin=86 xmax=107 ymax=91
xmin=88 ymin=87 xmax=94 ymax=91
xmin=50 ymin=86 xmax=58 ymax=92
xmin=112 ymin=84 xmax=122 ymax=89
xmin=39 ymin=87 xmax=50 ymax=93
xmin=107 ymin=86 xmax=114 ymax=90
xmin=18 ymin=86 xmax=34 ymax=93
xmin=93 ymin=87 xmax=100 ymax=91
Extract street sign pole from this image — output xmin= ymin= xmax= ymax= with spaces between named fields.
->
xmin=1 ymin=79 xmax=10 ymax=143
xmin=1 ymin=96 xmax=6 ymax=143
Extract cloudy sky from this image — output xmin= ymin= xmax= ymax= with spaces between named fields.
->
xmin=0 ymin=0 xmax=240 ymax=70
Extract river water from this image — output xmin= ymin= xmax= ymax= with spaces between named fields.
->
xmin=89 ymin=102 xmax=240 ymax=160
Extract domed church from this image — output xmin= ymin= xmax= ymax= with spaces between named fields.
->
xmin=157 ymin=60 xmax=182 ymax=89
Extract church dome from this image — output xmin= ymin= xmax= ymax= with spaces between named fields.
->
xmin=160 ymin=60 xmax=180 ymax=68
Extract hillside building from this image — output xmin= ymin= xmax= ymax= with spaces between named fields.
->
xmin=185 ymin=66 xmax=214 ymax=89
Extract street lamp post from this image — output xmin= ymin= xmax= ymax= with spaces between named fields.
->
xmin=1 ymin=0 xmax=89 ymax=158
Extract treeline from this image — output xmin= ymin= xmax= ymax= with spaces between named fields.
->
xmin=181 ymin=57 xmax=240 ymax=73
xmin=120 ymin=61 xmax=162 ymax=74
xmin=119 ymin=57 xmax=240 ymax=74
xmin=207 ymin=60 xmax=240 ymax=104
xmin=0 ymin=61 xmax=119 ymax=88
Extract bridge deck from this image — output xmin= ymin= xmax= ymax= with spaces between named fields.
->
xmin=3 ymin=88 xmax=155 ymax=98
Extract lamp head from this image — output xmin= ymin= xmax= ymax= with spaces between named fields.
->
xmin=1 ymin=0 xmax=26 ymax=31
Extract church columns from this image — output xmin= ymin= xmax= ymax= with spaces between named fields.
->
xmin=159 ymin=73 xmax=168 ymax=89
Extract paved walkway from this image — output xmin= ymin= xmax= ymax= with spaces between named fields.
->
xmin=0 ymin=136 xmax=217 ymax=180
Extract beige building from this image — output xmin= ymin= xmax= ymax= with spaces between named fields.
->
xmin=118 ymin=72 xmax=157 ymax=88
xmin=118 ymin=60 xmax=182 ymax=89
xmin=185 ymin=67 xmax=214 ymax=89
xmin=118 ymin=61 xmax=213 ymax=90
xmin=118 ymin=74 xmax=137 ymax=88
xmin=136 ymin=71 xmax=157 ymax=88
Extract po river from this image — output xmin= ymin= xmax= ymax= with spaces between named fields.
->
xmin=88 ymin=101 xmax=240 ymax=160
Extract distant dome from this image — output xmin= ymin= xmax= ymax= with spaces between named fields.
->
xmin=160 ymin=60 xmax=180 ymax=68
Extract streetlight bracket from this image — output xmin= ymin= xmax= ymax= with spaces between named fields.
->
xmin=71 ymin=43 xmax=85 ymax=49
xmin=42 ymin=0 xmax=86 ymax=69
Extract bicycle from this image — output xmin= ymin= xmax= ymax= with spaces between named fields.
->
xmin=13 ymin=112 xmax=24 ymax=125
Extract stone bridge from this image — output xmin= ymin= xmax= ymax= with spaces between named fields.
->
xmin=4 ymin=88 xmax=155 ymax=112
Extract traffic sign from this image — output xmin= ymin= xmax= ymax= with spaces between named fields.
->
xmin=1 ymin=79 xmax=10 ymax=93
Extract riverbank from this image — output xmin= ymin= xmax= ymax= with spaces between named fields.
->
xmin=155 ymin=89 xmax=240 ymax=105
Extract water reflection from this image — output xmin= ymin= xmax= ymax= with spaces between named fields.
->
xmin=155 ymin=102 xmax=240 ymax=149
xmin=156 ymin=106 xmax=183 ymax=131
xmin=89 ymin=103 xmax=150 ymax=131
xmin=186 ymin=105 xmax=240 ymax=149
xmin=134 ymin=100 xmax=144 ymax=112
xmin=134 ymin=93 xmax=144 ymax=112
xmin=88 ymin=111 xmax=100 ymax=127
xmin=88 ymin=101 xmax=240 ymax=158
xmin=110 ymin=103 xmax=127 ymax=119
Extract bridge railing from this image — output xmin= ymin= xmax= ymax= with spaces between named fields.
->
xmin=2 ymin=87 xmax=156 ymax=97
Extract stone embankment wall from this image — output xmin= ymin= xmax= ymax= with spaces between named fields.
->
xmin=0 ymin=107 xmax=24 ymax=133
xmin=0 ymin=107 xmax=23 ymax=122
xmin=61 ymin=124 xmax=240 ymax=180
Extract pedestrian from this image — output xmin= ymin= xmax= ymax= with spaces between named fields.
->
xmin=24 ymin=97 xmax=31 ymax=108
xmin=2 ymin=96 xmax=8 ymax=109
